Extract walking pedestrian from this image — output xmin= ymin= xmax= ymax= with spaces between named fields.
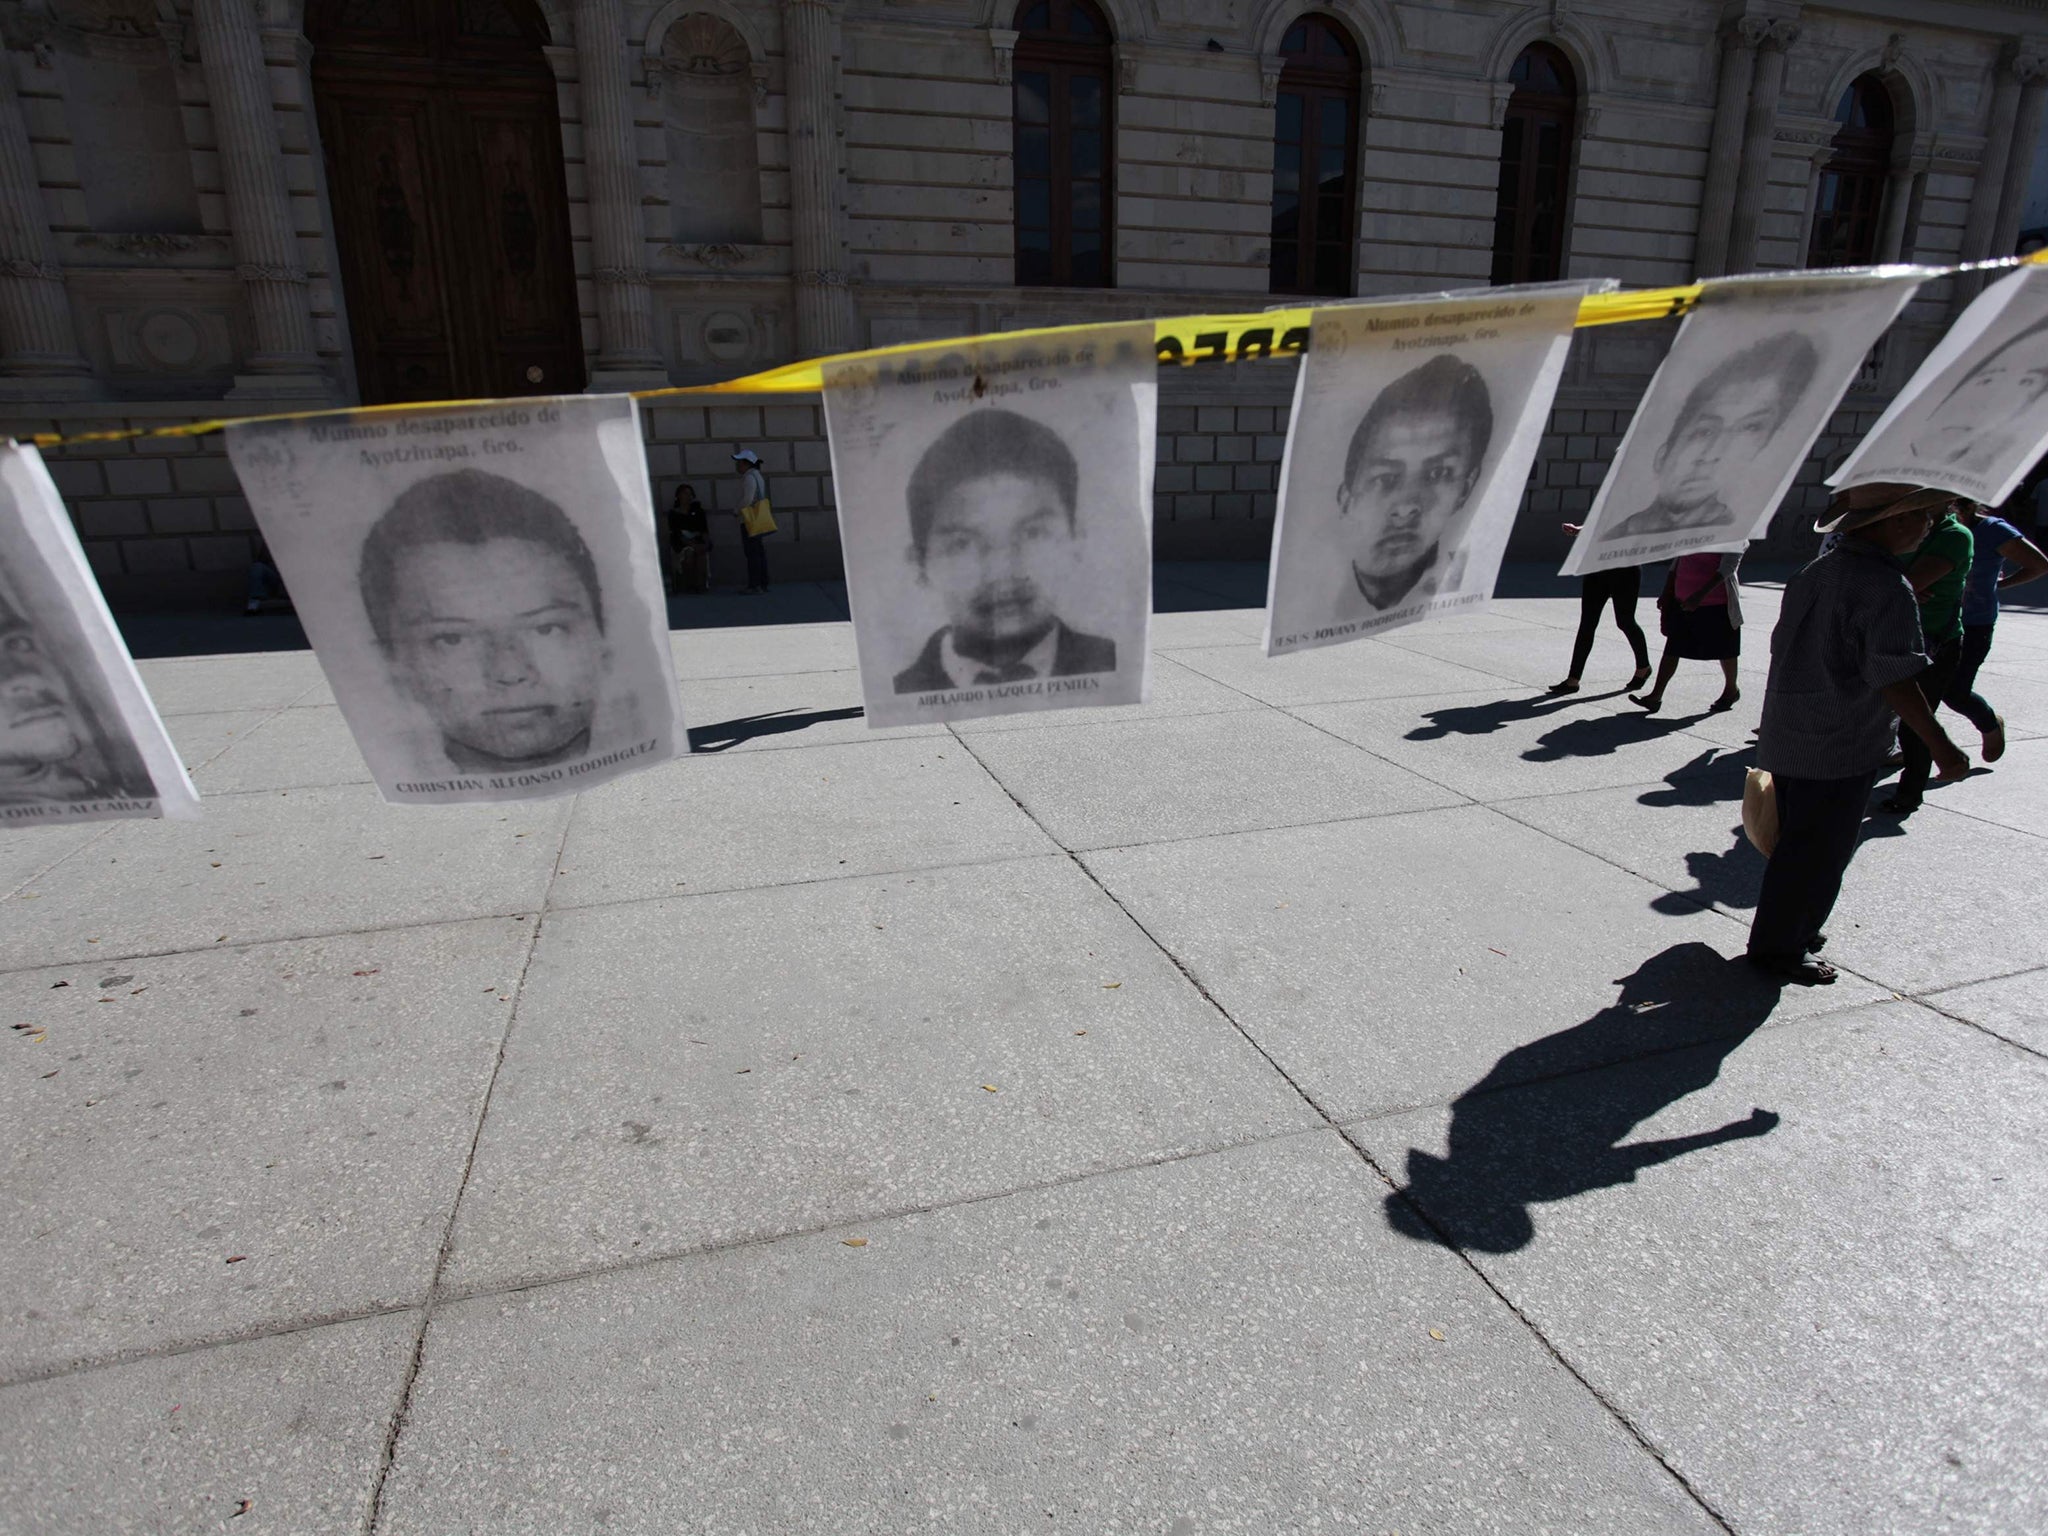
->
xmin=1632 ymin=550 xmax=1742 ymax=714
xmin=732 ymin=448 xmax=774 ymax=595
xmin=666 ymin=482 xmax=713 ymax=594
xmin=1746 ymin=483 xmax=1969 ymax=986
xmin=1939 ymin=498 xmax=2048 ymax=764
xmin=1879 ymin=495 xmax=1975 ymax=815
xmin=1548 ymin=522 xmax=1651 ymax=694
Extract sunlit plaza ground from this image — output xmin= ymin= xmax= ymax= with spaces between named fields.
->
xmin=3 ymin=564 xmax=2045 ymax=1534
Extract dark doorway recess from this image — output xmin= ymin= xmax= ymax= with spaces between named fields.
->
xmin=309 ymin=0 xmax=585 ymax=404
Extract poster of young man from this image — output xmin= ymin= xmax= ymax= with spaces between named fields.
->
xmin=1832 ymin=263 xmax=2048 ymax=505
xmin=0 ymin=443 xmax=197 ymax=824
xmin=1562 ymin=267 xmax=1931 ymax=576
xmin=226 ymin=395 xmax=683 ymax=805
xmin=1264 ymin=283 xmax=1601 ymax=655
xmin=823 ymin=323 xmax=1156 ymax=728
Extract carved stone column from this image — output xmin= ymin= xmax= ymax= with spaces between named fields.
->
xmin=1992 ymin=60 xmax=2048 ymax=258
xmin=1694 ymin=17 xmax=1763 ymax=279
xmin=191 ymin=0 xmax=331 ymax=399
xmin=0 ymin=58 xmax=95 ymax=397
xmin=1724 ymin=19 xmax=1797 ymax=277
xmin=784 ymin=0 xmax=855 ymax=357
xmin=574 ymin=0 xmax=667 ymax=386
xmin=1875 ymin=160 xmax=1918 ymax=262
xmin=1951 ymin=45 xmax=2034 ymax=310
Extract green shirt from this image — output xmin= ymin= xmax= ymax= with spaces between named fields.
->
xmin=1915 ymin=513 xmax=1973 ymax=645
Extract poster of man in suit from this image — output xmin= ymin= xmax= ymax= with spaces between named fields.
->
xmin=824 ymin=324 xmax=1155 ymax=727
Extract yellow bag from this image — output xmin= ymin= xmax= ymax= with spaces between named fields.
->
xmin=1741 ymin=767 xmax=1779 ymax=858
xmin=740 ymin=498 xmax=777 ymax=537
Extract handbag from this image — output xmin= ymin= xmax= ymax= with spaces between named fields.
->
xmin=740 ymin=498 xmax=777 ymax=537
xmin=1741 ymin=768 xmax=1779 ymax=858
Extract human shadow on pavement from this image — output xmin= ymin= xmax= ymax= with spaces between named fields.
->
xmin=1383 ymin=942 xmax=1783 ymax=1253
xmin=1638 ymin=746 xmax=1750 ymax=807
xmin=1406 ymin=690 xmax=1621 ymax=742
xmin=688 ymin=706 xmax=864 ymax=752
xmin=1522 ymin=706 xmax=1699 ymax=762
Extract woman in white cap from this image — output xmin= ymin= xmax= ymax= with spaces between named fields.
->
xmin=732 ymin=448 xmax=772 ymax=595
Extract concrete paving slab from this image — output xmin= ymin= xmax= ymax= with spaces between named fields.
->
xmin=1377 ymin=626 xmax=1594 ymax=690
xmin=550 ymin=736 xmax=1053 ymax=908
xmin=669 ymin=621 xmax=860 ymax=679
xmin=679 ymin=669 xmax=940 ymax=754
xmin=0 ymin=1309 xmax=415 ymax=1534
xmin=1083 ymin=805 xmax=1886 ymax=1121
xmin=1351 ymin=1001 xmax=2048 ymax=1536
xmin=134 ymin=652 xmax=324 ymax=716
xmin=1169 ymin=637 xmax=1504 ymax=706
xmin=1922 ymin=737 xmax=2048 ymax=837
xmin=387 ymin=1135 xmax=1723 ymax=1536
xmin=1 ymin=918 xmax=526 ymax=1376
xmin=1924 ymin=966 xmax=2048 ymax=1057
xmin=1294 ymin=690 xmax=1734 ymax=803
xmin=961 ymin=708 xmax=1464 ymax=851
xmin=0 ymin=785 xmax=570 ymax=967
xmin=949 ymin=653 xmax=1264 ymax=735
xmin=190 ymin=705 xmax=374 ymax=794
xmin=1496 ymin=781 xmax=2048 ymax=995
xmin=1147 ymin=606 xmax=1266 ymax=647
xmin=163 ymin=708 xmax=281 ymax=777
xmin=443 ymin=857 xmax=1319 ymax=1291
xmin=0 ymin=821 xmax=106 ymax=899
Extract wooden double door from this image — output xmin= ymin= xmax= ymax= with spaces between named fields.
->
xmin=310 ymin=0 xmax=584 ymax=404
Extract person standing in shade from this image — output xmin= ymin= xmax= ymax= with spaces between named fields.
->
xmin=1631 ymin=550 xmax=1742 ymax=714
xmin=732 ymin=448 xmax=772 ymax=596
xmin=666 ymin=482 xmax=712 ymax=594
xmin=1747 ymin=484 xmax=1968 ymax=986
xmin=1880 ymin=496 xmax=1975 ymax=815
xmin=1940 ymin=498 xmax=2048 ymax=764
xmin=1548 ymin=522 xmax=1651 ymax=694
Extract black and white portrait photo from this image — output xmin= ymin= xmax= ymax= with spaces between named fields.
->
xmin=1834 ymin=263 xmax=2048 ymax=505
xmin=1566 ymin=268 xmax=1929 ymax=576
xmin=1265 ymin=284 xmax=1598 ymax=655
xmin=824 ymin=324 xmax=1154 ymax=727
xmin=0 ymin=444 xmax=196 ymax=824
xmin=227 ymin=395 xmax=683 ymax=804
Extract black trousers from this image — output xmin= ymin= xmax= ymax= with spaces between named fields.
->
xmin=1747 ymin=770 xmax=1878 ymax=960
xmin=1941 ymin=623 xmax=1999 ymax=735
xmin=742 ymin=531 xmax=770 ymax=590
xmin=1895 ymin=635 xmax=1964 ymax=804
xmin=1569 ymin=565 xmax=1650 ymax=678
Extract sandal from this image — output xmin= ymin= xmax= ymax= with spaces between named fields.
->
xmin=1745 ymin=952 xmax=1837 ymax=986
xmin=1627 ymin=667 xmax=1652 ymax=691
xmin=1630 ymin=694 xmax=1662 ymax=714
xmin=1709 ymin=690 xmax=1741 ymax=712
xmin=1546 ymin=679 xmax=1581 ymax=695
xmin=1984 ymin=716 xmax=2006 ymax=764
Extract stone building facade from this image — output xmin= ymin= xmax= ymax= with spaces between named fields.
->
xmin=1 ymin=0 xmax=2044 ymax=604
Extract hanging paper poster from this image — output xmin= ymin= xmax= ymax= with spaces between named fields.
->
xmin=0 ymin=444 xmax=198 ymax=824
xmin=226 ymin=395 xmax=683 ymax=804
xmin=1264 ymin=282 xmax=1600 ymax=654
xmin=1563 ymin=267 xmax=1932 ymax=575
xmin=823 ymin=322 xmax=1156 ymax=727
xmin=1832 ymin=263 xmax=2048 ymax=505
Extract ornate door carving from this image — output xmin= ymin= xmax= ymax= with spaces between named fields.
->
xmin=309 ymin=0 xmax=584 ymax=404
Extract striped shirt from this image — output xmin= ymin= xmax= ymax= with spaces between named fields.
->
xmin=1755 ymin=537 xmax=1929 ymax=780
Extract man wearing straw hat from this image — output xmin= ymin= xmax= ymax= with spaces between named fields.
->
xmin=1746 ymin=483 xmax=1970 ymax=986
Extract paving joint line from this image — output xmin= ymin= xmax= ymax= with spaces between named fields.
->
xmin=946 ymin=721 xmax=1740 ymax=1535
xmin=358 ymin=796 xmax=579 ymax=1535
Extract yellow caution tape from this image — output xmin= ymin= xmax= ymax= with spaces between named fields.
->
xmin=26 ymin=251 xmax=2048 ymax=450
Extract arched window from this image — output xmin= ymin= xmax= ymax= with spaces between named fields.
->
xmin=1012 ymin=0 xmax=1114 ymax=287
xmin=658 ymin=14 xmax=763 ymax=245
xmin=1808 ymin=75 xmax=1894 ymax=268
xmin=1490 ymin=43 xmax=1576 ymax=285
xmin=1268 ymin=14 xmax=1361 ymax=296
